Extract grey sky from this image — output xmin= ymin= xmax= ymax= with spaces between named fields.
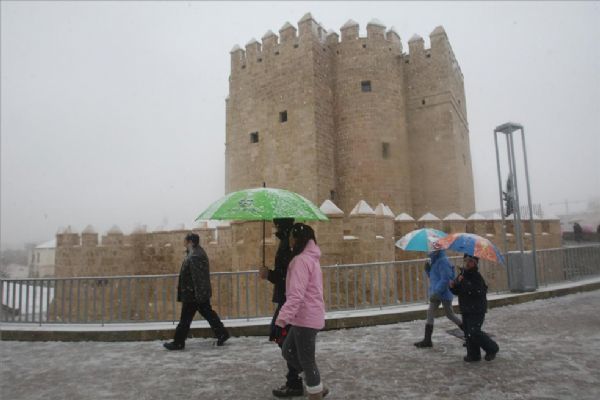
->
xmin=1 ymin=1 xmax=599 ymax=249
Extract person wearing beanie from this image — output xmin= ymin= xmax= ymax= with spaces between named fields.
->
xmin=450 ymin=254 xmax=499 ymax=362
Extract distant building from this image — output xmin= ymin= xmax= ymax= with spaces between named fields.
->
xmin=30 ymin=239 xmax=56 ymax=278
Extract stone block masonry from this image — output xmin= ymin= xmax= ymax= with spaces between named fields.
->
xmin=51 ymin=201 xmax=561 ymax=323
xmin=226 ymin=13 xmax=475 ymax=217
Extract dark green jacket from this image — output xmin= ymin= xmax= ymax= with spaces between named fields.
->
xmin=177 ymin=245 xmax=212 ymax=304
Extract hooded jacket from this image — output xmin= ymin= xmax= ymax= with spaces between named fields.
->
xmin=427 ymin=250 xmax=455 ymax=302
xmin=276 ymin=240 xmax=325 ymax=330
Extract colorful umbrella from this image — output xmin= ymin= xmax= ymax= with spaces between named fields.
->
xmin=195 ymin=187 xmax=328 ymax=267
xmin=195 ymin=187 xmax=328 ymax=222
xmin=435 ymin=233 xmax=505 ymax=263
xmin=395 ymin=228 xmax=448 ymax=252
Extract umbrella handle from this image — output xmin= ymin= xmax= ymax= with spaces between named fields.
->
xmin=262 ymin=181 xmax=266 ymax=268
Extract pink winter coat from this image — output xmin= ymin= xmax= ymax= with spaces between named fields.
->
xmin=275 ymin=240 xmax=325 ymax=330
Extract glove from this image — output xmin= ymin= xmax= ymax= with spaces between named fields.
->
xmin=274 ymin=325 xmax=289 ymax=345
xmin=424 ymin=261 xmax=432 ymax=274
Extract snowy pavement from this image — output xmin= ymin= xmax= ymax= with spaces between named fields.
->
xmin=2 ymin=291 xmax=600 ymax=400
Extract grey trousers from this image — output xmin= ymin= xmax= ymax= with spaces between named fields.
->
xmin=426 ymin=298 xmax=462 ymax=326
xmin=282 ymin=326 xmax=321 ymax=392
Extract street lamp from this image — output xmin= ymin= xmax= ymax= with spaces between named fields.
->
xmin=494 ymin=122 xmax=538 ymax=291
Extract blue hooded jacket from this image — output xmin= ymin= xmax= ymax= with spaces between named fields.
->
xmin=427 ymin=250 xmax=455 ymax=302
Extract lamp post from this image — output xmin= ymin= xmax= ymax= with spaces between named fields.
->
xmin=494 ymin=122 xmax=538 ymax=291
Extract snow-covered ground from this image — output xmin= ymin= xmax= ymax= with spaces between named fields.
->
xmin=2 ymin=290 xmax=599 ymax=400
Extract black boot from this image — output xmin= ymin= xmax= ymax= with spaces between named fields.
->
xmin=463 ymin=355 xmax=481 ymax=362
xmin=216 ymin=330 xmax=230 ymax=346
xmin=414 ymin=324 xmax=433 ymax=348
xmin=163 ymin=341 xmax=185 ymax=351
xmin=272 ymin=384 xmax=304 ymax=398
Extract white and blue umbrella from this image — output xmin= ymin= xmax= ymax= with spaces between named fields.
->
xmin=395 ymin=228 xmax=448 ymax=253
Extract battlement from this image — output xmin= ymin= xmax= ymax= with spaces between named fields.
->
xmin=404 ymin=25 xmax=462 ymax=79
xmin=229 ymin=14 xmax=465 ymax=74
xmin=229 ymin=14 xmax=429 ymax=70
xmin=54 ymin=198 xmax=561 ymax=279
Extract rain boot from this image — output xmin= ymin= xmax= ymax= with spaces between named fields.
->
xmin=414 ymin=324 xmax=433 ymax=348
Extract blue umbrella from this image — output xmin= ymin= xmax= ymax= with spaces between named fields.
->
xmin=395 ymin=228 xmax=448 ymax=252
xmin=436 ymin=233 xmax=505 ymax=263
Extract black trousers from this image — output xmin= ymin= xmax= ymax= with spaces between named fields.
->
xmin=463 ymin=313 xmax=499 ymax=359
xmin=270 ymin=303 xmax=302 ymax=388
xmin=174 ymin=301 xmax=227 ymax=344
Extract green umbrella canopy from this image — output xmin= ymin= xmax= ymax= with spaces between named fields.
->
xmin=195 ymin=187 xmax=329 ymax=222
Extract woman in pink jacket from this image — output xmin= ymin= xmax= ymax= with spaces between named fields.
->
xmin=275 ymin=223 xmax=327 ymax=399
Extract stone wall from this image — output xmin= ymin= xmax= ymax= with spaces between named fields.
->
xmin=50 ymin=200 xmax=562 ymax=322
xmin=226 ymin=14 xmax=475 ymax=218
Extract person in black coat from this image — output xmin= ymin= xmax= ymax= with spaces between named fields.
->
xmin=163 ymin=233 xmax=229 ymax=350
xmin=449 ymin=254 xmax=499 ymax=362
xmin=260 ymin=218 xmax=303 ymax=398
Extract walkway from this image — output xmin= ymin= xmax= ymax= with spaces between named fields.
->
xmin=2 ymin=290 xmax=599 ymax=399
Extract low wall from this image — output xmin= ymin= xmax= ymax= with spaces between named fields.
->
xmin=2 ymin=280 xmax=598 ymax=341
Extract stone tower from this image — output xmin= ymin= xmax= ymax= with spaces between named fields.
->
xmin=225 ymin=13 xmax=475 ymax=216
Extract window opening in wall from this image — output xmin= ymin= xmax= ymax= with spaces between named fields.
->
xmin=279 ymin=111 xmax=287 ymax=123
xmin=250 ymin=132 xmax=259 ymax=143
xmin=241 ymin=65 xmax=246 ymax=69
xmin=405 ymin=59 xmax=409 ymax=64
xmin=293 ymin=44 xmax=299 ymax=48
xmin=382 ymin=142 xmax=390 ymax=159
xmin=330 ymin=190 xmax=336 ymax=201
xmin=257 ymin=58 xmax=262 ymax=62
xmin=362 ymin=44 xmax=367 ymax=48
xmin=426 ymin=53 xmax=431 ymax=58
xmin=422 ymin=99 xmax=426 ymax=105
xmin=275 ymin=51 xmax=280 ymax=55
xmin=361 ymin=80 xmax=371 ymax=92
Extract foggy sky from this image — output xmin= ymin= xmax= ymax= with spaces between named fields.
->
xmin=1 ymin=1 xmax=599 ymax=249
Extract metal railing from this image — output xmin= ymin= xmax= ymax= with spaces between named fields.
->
xmin=1 ymin=245 xmax=599 ymax=325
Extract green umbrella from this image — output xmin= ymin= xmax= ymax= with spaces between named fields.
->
xmin=195 ymin=186 xmax=328 ymax=267
xmin=195 ymin=187 xmax=328 ymax=222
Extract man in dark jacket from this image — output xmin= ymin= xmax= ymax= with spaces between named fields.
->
xmin=163 ymin=233 xmax=229 ymax=350
xmin=260 ymin=218 xmax=303 ymax=398
xmin=449 ymin=254 xmax=499 ymax=362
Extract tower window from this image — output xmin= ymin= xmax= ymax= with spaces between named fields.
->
xmin=250 ymin=132 xmax=259 ymax=143
xmin=330 ymin=190 xmax=336 ymax=201
xmin=422 ymin=99 xmax=426 ymax=105
xmin=361 ymin=80 xmax=371 ymax=92
xmin=279 ymin=111 xmax=288 ymax=123
xmin=382 ymin=142 xmax=390 ymax=159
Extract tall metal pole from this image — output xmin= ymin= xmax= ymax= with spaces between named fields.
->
xmin=519 ymin=127 xmax=538 ymax=285
xmin=507 ymin=132 xmax=525 ymax=253
xmin=493 ymin=131 xmax=509 ymax=257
